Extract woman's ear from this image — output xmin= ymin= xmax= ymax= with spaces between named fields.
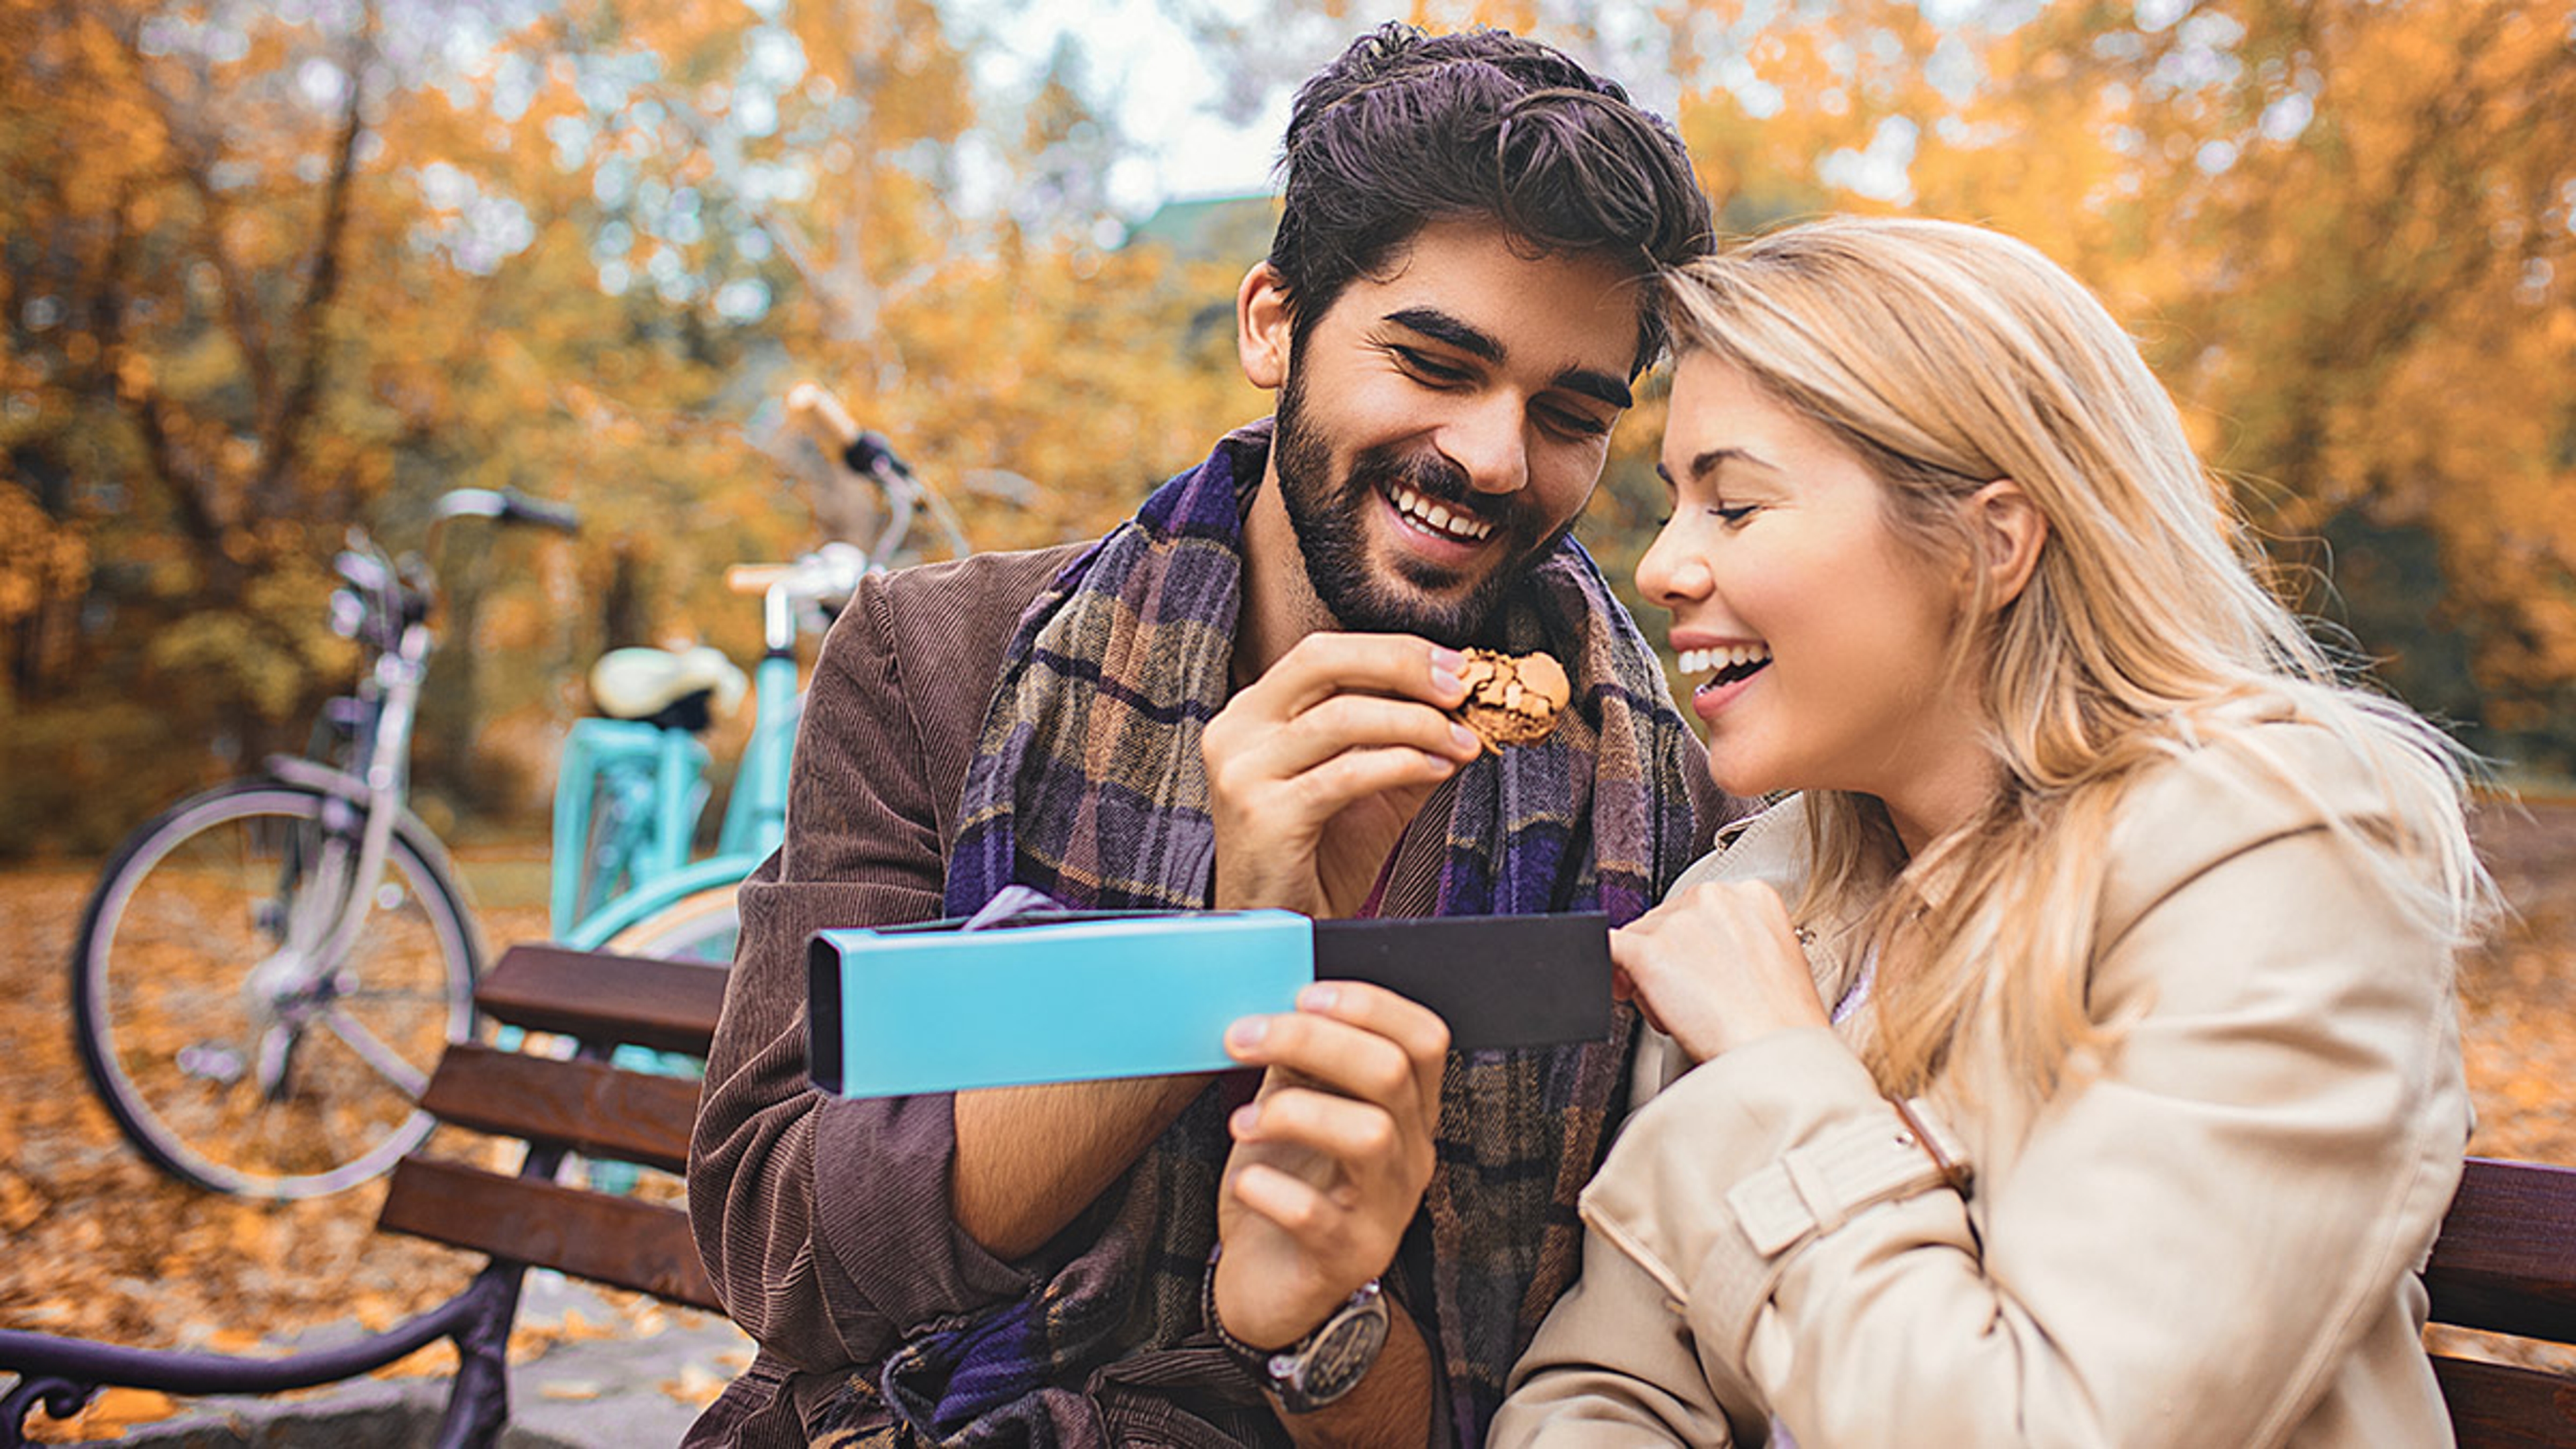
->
xmin=1237 ymin=263 xmax=1293 ymax=391
xmin=1968 ymin=479 xmax=2048 ymax=611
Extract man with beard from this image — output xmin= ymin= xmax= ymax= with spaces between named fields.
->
xmin=686 ymin=23 xmax=1725 ymax=1449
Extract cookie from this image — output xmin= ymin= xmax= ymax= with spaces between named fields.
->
xmin=1453 ymin=649 xmax=1570 ymax=752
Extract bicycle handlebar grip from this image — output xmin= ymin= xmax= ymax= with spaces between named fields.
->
xmin=843 ymin=430 xmax=914 ymax=482
xmin=500 ymin=490 xmax=582 ymax=534
xmin=727 ymin=564 xmax=795 ymax=594
xmin=787 ymin=381 xmax=860 ymax=442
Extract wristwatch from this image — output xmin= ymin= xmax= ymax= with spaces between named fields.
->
xmin=1201 ymin=1246 xmax=1391 ymax=1413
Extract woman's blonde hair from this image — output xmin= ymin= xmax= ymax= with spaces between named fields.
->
xmin=1663 ymin=215 xmax=2493 ymax=1098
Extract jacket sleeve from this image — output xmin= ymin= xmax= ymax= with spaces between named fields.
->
xmin=1493 ymin=1208 xmax=1749 ymax=1448
xmin=1497 ymin=735 xmax=2469 ymax=1448
xmin=686 ymin=562 xmax=1039 ymax=1379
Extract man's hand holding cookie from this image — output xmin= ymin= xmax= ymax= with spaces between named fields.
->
xmin=1203 ymin=637 xmax=1571 ymax=920
xmin=1202 ymin=633 xmax=1485 ymax=920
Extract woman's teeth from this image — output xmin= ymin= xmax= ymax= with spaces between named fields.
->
xmin=1676 ymin=643 xmax=1773 ymax=686
xmin=1389 ymin=482 xmax=1494 ymax=542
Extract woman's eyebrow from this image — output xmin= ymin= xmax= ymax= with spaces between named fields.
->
xmin=1656 ymin=446 xmax=1771 ymax=486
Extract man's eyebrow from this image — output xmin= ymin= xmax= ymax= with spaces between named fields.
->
xmin=1654 ymin=446 xmax=1767 ymax=485
xmin=1556 ymin=368 xmax=1633 ymax=413
xmin=1384 ymin=307 xmax=1503 ymax=362
xmin=1383 ymin=307 xmax=1635 ymax=412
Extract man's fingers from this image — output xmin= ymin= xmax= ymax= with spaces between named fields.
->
xmin=1228 ymin=1012 xmax=1417 ymax=1112
xmin=1239 ymin=633 xmax=1470 ymax=717
xmin=1299 ymin=979 xmax=1450 ymax=1055
xmin=1227 ymin=982 xmax=1449 ymax=1129
xmin=1218 ymin=694 xmax=1482 ymax=787
xmin=1295 ymin=981 xmax=1448 ymax=1124
xmin=1230 ymin=1089 xmax=1403 ymax=1185
xmin=1226 ymin=1159 xmax=1361 ymax=1245
xmin=1293 ymin=745 xmax=1468 ymax=818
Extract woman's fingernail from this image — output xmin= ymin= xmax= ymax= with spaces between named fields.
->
xmin=1299 ymin=983 xmax=1339 ymax=1012
xmin=1227 ymin=1017 xmax=1269 ymax=1051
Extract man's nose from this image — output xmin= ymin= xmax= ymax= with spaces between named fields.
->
xmin=1440 ymin=394 xmax=1530 ymax=497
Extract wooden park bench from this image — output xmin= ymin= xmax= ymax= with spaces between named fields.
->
xmin=5 ymin=947 xmax=2574 ymax=1446
xmin=0 ymin=944 xmax=728 ymax=1449
xmin=2426 ymin=1156 xmax=2576 ymax=1447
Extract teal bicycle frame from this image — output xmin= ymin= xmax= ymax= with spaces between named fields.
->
xmin=547 ymin=548 xmax=855 ymax=952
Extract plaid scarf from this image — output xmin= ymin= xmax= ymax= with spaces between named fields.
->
xmin=818 ymin=421 xmax=1705 ymax=1449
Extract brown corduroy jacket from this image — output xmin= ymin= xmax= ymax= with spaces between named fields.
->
xmin=684 ymin=543 xmax=1091 ymax=1448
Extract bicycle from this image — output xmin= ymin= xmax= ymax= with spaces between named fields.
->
xmin=68 ymin=489 xmax=580 ymax=1199
xmin=548 ymin=384 xmax=968 ymax=965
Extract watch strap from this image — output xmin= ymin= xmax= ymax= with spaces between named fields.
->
xmin=1200 ymin=1245 xmax=1387 ymax=1411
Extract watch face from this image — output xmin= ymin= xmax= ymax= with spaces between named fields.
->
xmin=1293 ymin=1300 xmax=1391 ymax=1406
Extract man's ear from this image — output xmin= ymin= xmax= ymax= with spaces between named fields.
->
xmin=1237 ymin=263 xmax=1293 ymax=391
xmin=1966 ymin=478 xmax=2048 ymax=611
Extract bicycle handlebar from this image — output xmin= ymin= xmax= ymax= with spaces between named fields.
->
xmin=725 ymin=564 xmax=792 ymax=594
xmin=727 ymin=542 xmax=871 ymax=603
xmin=434 ymin=487 xmax=581 ymax=534
xmin=500 ymin=490 xmax=581 ymax=533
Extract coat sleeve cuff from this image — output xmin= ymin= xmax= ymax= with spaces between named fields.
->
xmin=812 ymin=1089 xmax=1033 ymax=1345
xmin=1578 ymin=1028 xmax=1969 ymax=1362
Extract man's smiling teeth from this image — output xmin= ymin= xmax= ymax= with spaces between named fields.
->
xmin=1676 ymin=643 xmax=1773 ymax=682
xmin=1388 ymin=482 xmax=1494 ymax=542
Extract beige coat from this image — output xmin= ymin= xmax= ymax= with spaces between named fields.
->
xmin=1493 ymin=718 xmax=2470 ymax=1448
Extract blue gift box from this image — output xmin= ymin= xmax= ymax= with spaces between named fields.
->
xmin=808 ymin=908 xmax=1612 ymax=1098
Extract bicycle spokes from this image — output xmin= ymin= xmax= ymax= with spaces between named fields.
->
xmin=75 ymin=784 xmax=475 ymax=1197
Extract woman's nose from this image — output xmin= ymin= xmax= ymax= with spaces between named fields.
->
xmin=1636 ymin=524 xmax=1711 ymax=605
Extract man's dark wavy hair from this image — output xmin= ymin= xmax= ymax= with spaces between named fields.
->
xmin=1267 ymin=22 xmax=1713 ymax=376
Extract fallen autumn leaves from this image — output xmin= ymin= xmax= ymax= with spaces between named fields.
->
xmin=0 ymin=856 xmax=744 ymax=1441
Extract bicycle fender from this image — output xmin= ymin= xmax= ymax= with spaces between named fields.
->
xmin=561 ymin=851 xmax=763 ymax=949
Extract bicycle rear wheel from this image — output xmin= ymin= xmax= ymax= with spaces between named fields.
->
xmin=600 ymin=882 xmax=741 ymax=964
xmin=70 ymin=781 xmax=481 ymax=1198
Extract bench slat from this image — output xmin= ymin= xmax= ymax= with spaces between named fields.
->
xmin=476 ymin=944 xmax=727 ymax=1056
xmin=421 ymin=1043 xmax=698 ymax=1175
xmin=2428 ymin=1158 xmax=2576 ymax=1344
xmin=379 ymin=1157 xmax=721 ymax=1312
xmin=2434 ymin=1354 xmax=2576 ymax=1449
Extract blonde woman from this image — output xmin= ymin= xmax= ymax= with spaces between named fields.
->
xmin=1491 ymin=217 xmax=2493 ymax=1448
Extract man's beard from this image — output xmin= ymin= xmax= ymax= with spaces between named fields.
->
xmin=1271 ymin=364 xmax=1573 ymax=647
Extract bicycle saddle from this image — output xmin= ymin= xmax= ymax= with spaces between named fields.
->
xmin=589 ymin=645 xmax=749 ymax=731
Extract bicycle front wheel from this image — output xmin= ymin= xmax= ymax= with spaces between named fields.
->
xmin=70 ymin=781 xmax=481 ymax=1198
xmin=600 ymin=882 xmax=741 ymax=964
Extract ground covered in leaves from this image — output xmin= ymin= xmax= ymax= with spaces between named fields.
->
xmin=2 ymin=803 xmax=2571 ymax=1437
xmin=0 ymin=845 xmax=739 ymax=1440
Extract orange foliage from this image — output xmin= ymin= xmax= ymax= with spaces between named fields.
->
xmin=1649 ymin=0 xmax=2576 ymax=764
xmin=1 ymin=0 xmax=1264 ymax=849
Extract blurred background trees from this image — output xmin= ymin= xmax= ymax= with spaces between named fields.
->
xmin=3 ymin=0 xmax=2569 ymax=855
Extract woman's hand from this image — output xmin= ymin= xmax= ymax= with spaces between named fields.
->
xmin=1611 ymin=879 xmax=1829 ymax=1063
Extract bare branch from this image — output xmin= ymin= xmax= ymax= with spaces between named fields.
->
xmin=259 ymin=0 xmax=377 ymax=506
